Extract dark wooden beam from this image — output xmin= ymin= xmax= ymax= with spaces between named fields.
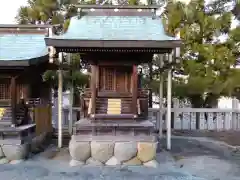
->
xmin=58 ymin=47 xmax=172 ymax=54
xmin=90 ymin=65 xmax=97 ymax=118
xmin=76 ymin=10 xmax=152 ymax=16
xmin=94 ymin=114 xmax=135 ymax=119
xmin=45 ymin=39 xmax=182 ymax=49
xmin=0 ymin=55 xmax=48 ymax=67
xmin=10 ymin=76 xmax=17 ymax=126
xmin=23 ymin=84 xmax=30 ymax=100
xmin=0 ymin=29 xmax=47 ymax=34
xmin=148 ymin=61 xmax=153 ymax=108
xmin=74 ymin=4 xmax=163 ymax=9
xmin=81 ymin=52 xmax=153 ymax=65
xmin=0 ymin=24 xmax=52 ymax=29
xmin=96 ymin=65 xmax=99 ymax=89
xmin=132 ymin=65 xmax=138 ymax=117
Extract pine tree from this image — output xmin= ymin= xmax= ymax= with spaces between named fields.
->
xmin=15 ymin=0 xmax=89 ymax=102
xmin=150 ymin=0 xmax=240 ymax=107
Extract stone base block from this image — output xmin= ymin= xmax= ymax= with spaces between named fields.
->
xmin=30 ymin=132 xmax=48 ymax=153
xmin=86 ymin=157 xmax=103 ymax=166
xmin=0 ymin=132 xmax=47 ymax=163
xmin=0 ymin=125 xmax=48 ymax=163
xmin=1 ymin=143 xmax=29 ymax=161
xmin=69 ymin=137 xmax=158 ymax=167
xmin=0 ymin=141 xmax=33 ymax=163
xmin=69 ymin=159 xmax=84 ymax=167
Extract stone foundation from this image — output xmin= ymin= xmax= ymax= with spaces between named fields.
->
xmin=69 ymin=136 xmax=158 ymax=167
xmin=30 ymin=132 xmax=48 ymax=153
xmin=0 ymin=143 xmax=29 ymax=163
xmin=0 ymin=131 xmax=48 ymax=164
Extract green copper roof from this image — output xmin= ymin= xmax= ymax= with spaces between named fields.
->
xmin=52 ymin=16 xmax=174 ymax=41
xmin=0 ymin=33 xmax=48 ymax=61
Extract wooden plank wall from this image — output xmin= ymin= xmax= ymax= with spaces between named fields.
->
xmin=33 ymin=105 xmax=52 ymax=135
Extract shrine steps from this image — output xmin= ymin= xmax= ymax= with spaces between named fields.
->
xmin=93 ymin=114 xmax=135 ymax=119
xmin=0 ymin=107 xmax=13 ymax=126
xmin=95 ymin=98 xmax=133 ymax=114
xmin=0 ymin=105 xmax=30 ymax=127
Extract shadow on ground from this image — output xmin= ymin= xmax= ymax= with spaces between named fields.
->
xmin=0 ymin=137 xmax=240 ymax=180
xmin=159 ymin=137 xmax=240 ymax=180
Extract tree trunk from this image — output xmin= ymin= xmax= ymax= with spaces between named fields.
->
xmin=204 ymin=93 xmax=219 ymax=108
xmin=189 ymin=94 xmax=204 ymax=129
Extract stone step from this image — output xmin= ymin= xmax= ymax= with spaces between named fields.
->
xmin=94 ymin=114 xmax=135 ymax=119
xmin=109 ymin=103 xmax=121 ymax=105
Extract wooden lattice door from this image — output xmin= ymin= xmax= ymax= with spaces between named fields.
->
xmin=0 ymin=79 xmax=10 ymax=100
xmin=99 ymin=66 xmax=131 ymax=92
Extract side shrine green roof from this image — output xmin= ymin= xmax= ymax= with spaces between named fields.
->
xmin=45 ymin=7 xmax=181 ymax=51
xmin=0 ymin=27 xmax=48 ymax=66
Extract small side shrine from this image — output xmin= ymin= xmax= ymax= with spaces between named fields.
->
xmin=0 ymin=25 xmax=53 ymax=161
xmin=45 ymin=5 xmax=181 ymax=166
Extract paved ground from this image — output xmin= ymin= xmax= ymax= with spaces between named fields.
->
xmin=162 ymin=138 xmax=240 ymax=180
xmin=0 ymin=137 xmax=240 ymax=180
xmin=172 ymin=130 xmax=240 ymax=146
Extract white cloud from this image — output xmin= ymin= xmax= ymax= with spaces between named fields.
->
xmin=0 ymin=0 xmax=27 ymax=24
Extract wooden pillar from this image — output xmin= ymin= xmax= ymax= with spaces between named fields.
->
xmin=68 ymin=53 xmax=73 ymax=135
xmin=10 ymin=76 xmax=17 ymax=126
xmin=166 ymin=53 xmax=173 ymax=150
xmin=90 ymin=64 xmax=97 ymax=117
xmin=23 ymin=84 xmax=30 ymax=99
xmin=148 ymin=61 xmax=153 ymax=108
xmin=132 ymin=65 xmax=138 ymax=117
xmin=96 ymin=65 xmax=99 ymax=89
xmin=58 ymin=53 xmax=63 ymax=148
xmin=159 ymin=55 xmax=164 ymax=138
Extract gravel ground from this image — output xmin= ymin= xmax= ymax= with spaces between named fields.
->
xmin=0 ymin=137 xmax=240 ymax=180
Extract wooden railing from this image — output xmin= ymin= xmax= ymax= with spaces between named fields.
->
xmin=57 ymin=107 xmax=240 ymax=131
xmin=149 ymin=108 xmax=240 ymax=131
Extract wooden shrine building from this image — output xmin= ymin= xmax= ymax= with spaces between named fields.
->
xmin=46 ymin=5 xmax=181 ymax=165
xmin=0 ymin=25 xmax=53 ymax=148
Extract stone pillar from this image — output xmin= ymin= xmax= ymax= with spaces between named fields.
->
xmin=232 ymin=98 xmax=239 ymax=130
xmin=173 ymin=98 xmax=180 ymax=129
